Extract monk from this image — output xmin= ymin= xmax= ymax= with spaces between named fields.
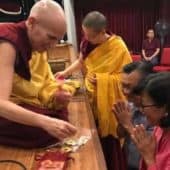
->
xmin=56 ymin=11 xmax=132 ymax=170
xmin=0 ymin=0 xmax=77 ymax=148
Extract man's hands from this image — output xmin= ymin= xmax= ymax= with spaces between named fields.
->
xmin=55 ymin=70 xmax=68 ymax=79
xmin=113 ymin=101 xmax=156 ymax=166
xmin=112 ymin=101 xmax=133 ymax=133
xmin=42 ymin=117 xmax=77 ymax=140
xmin=54 ymin=88 xmax=72 ymax=105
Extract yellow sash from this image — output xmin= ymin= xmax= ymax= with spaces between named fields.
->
xmin=85 ymin=35 xmax=132 ymax=137
xmin=11 ymin=51 xmax=76 ymax=109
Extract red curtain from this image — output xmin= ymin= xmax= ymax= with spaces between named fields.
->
xmin=74 ymin=0 xmax=166 ymax=53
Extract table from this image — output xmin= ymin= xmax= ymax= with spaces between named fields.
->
xmin=0 ymin=93 xmax=107 ymax=170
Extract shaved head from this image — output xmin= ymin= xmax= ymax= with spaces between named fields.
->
xmin=26 ymin=0 xmax=67 ymax=51
xmin=30 ymin=0 xmax=64 ymax=16
xmin=82 ymin=11 xmax=107 ymax=33
xmin=29 ymin=0 xmax=66 ymax=32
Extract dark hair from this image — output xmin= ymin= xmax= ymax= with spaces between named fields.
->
xmin=122 ymin=62 xmax=141 ymax=74
xmin=131 ymin=62 xmax=154 ymax=94
xmin=132 ymin=73 xmax=155 ymax=95
xmin=82 ymin=11 xmax=107 ymax=32
xmin=144 ymin=72 xmax=170 ymax=128
xmin=122 ymin=62 xmax=154 ymax=95
xmin=135 ymin=62 xmax=154 ymax=76
xmin=123 ymin=61 xmax=153 ymax=75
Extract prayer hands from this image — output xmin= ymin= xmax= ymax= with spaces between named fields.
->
xmin=43 ymin=117 xmax=77 ymax=140
xmin=112 ymin=101 xmax=133 ymax=132
xmin=131 ymin=124 xmax=156 ymax=166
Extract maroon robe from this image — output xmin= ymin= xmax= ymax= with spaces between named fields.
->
xmin=0 ymin=21 xmax=67 ymax=148
xmin=0 ymin=21 xmax=32 ymax=80
xmin=142 ymin=38 xmax=160 ymax=58
xmin=80 ymin=38 xmax=98 ymax=60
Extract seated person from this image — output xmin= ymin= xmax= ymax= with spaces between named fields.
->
xmin=142 ymin=29 xmax=160 ymax=66
xmin=0 ymin=0 xmax=77 ymax=148
xmin=114 ymin=72 xmax=170 ymax=170
xmin=120 ymin=62 xmax=153 ymax=170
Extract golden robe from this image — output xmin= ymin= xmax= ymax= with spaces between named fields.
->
xmin=11 ymin=51 xmax=76 ymax=109
xmin=0 ymin=51 xmax=79 ymax=148
xmin=85 ymin=35 xmax=132 ymax=138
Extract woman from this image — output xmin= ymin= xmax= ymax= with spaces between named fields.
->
xmin=114 ymin=72 xmax=170 ymax=170
xmin=131 ymin=72 xmax=170 ymax=170
xmin=142 ymin=29 xmax=160 ymax=66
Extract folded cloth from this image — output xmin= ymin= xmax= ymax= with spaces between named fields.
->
xmin=36 ymin=151 xmax=69 ymax=170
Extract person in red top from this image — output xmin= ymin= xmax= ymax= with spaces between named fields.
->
xmin=132 ymin=73 xmax=170 ymax=170
xmin=0 ymin=0 xmax=76 ymax=148
xmin=114 ymin=72 xmax=170 ymax=170
xmin=142 ymin=29 xmax=160 ymax=66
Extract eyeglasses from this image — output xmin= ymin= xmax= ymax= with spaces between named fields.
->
xmin=141 ymin=104 xmax=157 ymax=109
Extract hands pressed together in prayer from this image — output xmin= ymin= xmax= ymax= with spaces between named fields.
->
xmin=112 ymin=101 xmax=133 ymax=132
xmin=131 ymin=124 xmax=156 ymax=166
xmin=112 ymin=101 xmax=156 ymax=166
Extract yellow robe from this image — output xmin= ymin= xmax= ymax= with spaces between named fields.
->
xmin=85 ymin=35 xmax=132 ymax=138
xmin=11 ymin=51 xmax=76 ymax=109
